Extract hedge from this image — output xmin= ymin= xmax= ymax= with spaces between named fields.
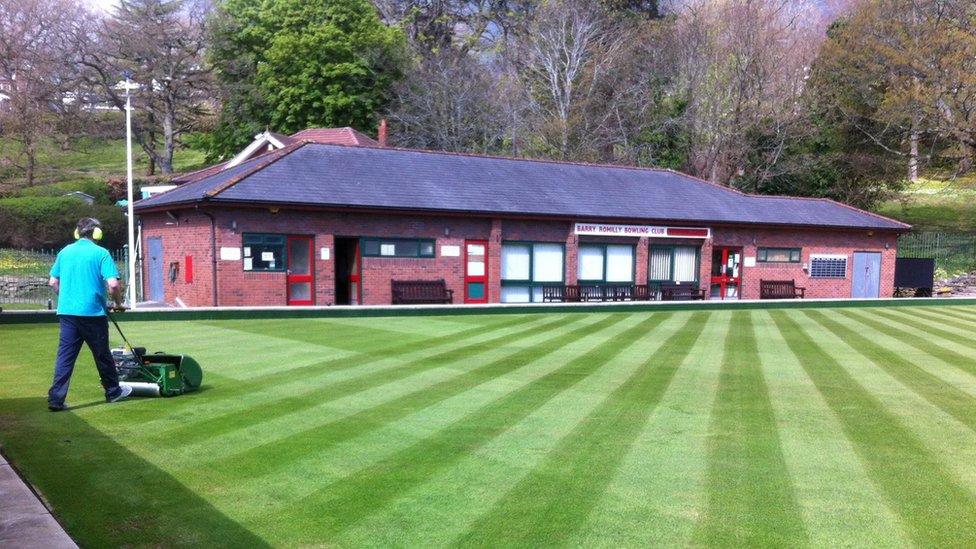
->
xmin=0 ymin=197 xmax=126 ymax=249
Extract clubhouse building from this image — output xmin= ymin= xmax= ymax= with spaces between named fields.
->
xmin=133 ymin=127 xmax=909 ymax=307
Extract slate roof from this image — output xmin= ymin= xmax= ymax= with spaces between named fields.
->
xmin=136 ymin=142 xmax=909 ymax=231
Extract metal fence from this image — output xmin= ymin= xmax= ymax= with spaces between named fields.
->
xmin=0 ymin=248 xmax=128 ymax=309
xmin=897 ymin=232 xmax=976 ymax=276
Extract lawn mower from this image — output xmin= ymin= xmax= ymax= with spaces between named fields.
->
xmin=107 ymin=307 xmax=203 ymax=397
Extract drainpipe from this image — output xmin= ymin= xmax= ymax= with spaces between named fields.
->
xmin=197 ymin=206 xmax=219 ymax=307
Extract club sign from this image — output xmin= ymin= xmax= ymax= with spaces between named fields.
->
xmin=574 ymin=223 xmax=710 ymax=239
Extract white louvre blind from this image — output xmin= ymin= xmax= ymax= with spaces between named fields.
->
xmin=673 ymin=247 xmax=698 ymax=282
xmin=605 ymin=245 xmax=634 ymax=282
xmin=648 ymin=248 xmax=672 ymax=280
xmin=501 ymin=244 xmax=530 ymax=280
xmin=533 ymin=244 xmax=564 ymax=282
xmin=578 ymin=246 xmax=605 ymax=280
xmin=810 ymin=255 xmax=847 ymax=278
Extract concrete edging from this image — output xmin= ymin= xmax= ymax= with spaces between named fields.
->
xmin=2 ymin=296 xmax=975 ymax=324
xmin=0 ymin=449 xmax=77 ymax=549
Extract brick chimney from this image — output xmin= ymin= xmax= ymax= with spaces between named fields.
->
xmin=378 ymin=119 xmax=388 ymax=147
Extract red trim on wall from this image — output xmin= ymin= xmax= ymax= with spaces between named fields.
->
xmin=666 ymin=227 xmax=710 ymax=238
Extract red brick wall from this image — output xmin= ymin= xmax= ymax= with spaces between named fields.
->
xmin=140 ymin=208 xmax=899 ymax=306
xmin=708 ymin=227 xmax=898 ymax=299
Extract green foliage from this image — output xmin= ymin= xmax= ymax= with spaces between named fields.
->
xmin=13 ymin=178 xmax=114 ymax=204
xmin=206 ymin=0 xmax=407 ymax=160
xmin=0 ymin=197 xmax=126 ymax=250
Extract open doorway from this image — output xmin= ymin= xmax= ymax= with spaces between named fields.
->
xmin=334 ymin=238 xmax=361 ymax=305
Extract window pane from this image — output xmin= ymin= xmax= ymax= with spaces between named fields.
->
xmin=420 ymin=241 xmax=435 ymax=257
xmin=501 ymin=286 xmax=531 ymax=303
xmin=578 ymin=246 xmax=604 ymax=281
xmin=532 ymin=286 xmax=545 ymax=303
xmin=395 ymin=240 xmax=420 ymax=257
xmin=673 ymin=246 xmax=698 ymax=282
xmin=810 ymin=256 xmax=847 ymax=278
xmin=605 ymin=245 xmax=634 ymax=282
xmin=363 ymin=240 xmax=380 ymax=256
xmin=502 ymin=244 xmax=531 ymax=280
xmin=649 ymin=247 xmax=672 ymax=281
xmin=242 ymin=233 xmax=285 ymax=271
xmin=760 ymin=248 xmax=798 ymax=262
xmin=532 ymin=244 xmax=564 ymax=282
xmin=288 ymin=240 xmax=310 ymax=274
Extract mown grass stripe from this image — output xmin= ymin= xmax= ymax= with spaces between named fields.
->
xmin=453 ymin=312 xmax=708 ymax=547
xmin=770 ymin=311 xmax=976 ymax=547
xmin=907 ymin=307 xmax=976 ymax=329
xmin=805 ymin=310 xmax=976 ymax=433
xmin=173 ymin=313 xmax=540 ymax=408
xmin=838 ymin=309 xmax=976 ymax=378
xmin=203 ymin=312 xmax=623 ymax=479
xmin=264 ymin=313 xmax=660 ymax=541
xmin=869 ymin=309 xmax=976 ymax=353
xmin=945 ymin=306 xmax=976 ymax=321
xmin=159 ymin=314 xmax=578 ymax=447
xmin=693 ymin=312 xmax=808 ymax=546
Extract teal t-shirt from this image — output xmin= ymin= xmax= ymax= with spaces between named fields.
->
xmin=50 ymin=239 xmax=120 ymax=316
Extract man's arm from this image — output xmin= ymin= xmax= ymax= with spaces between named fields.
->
xmin=106 ymin=277 xmax=123 ymax=309
xmin=49 ymin=277 xmax=60 ymax=294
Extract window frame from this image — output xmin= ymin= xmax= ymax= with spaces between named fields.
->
xmin=360 ymin=237 xmax=436 ymax=259
xmin=757 ymin=247 xmax=802 ymax=264
xmin=241 ymin=232 xmax=288 ymax=272
xmin=500 ymin=241 xmax=566 ymax=287
xmin=809 ymin=254 xmax=848 ymax=279
xmin=577 ymin=243 xmax=636 ymax=285
xmin=648 ymin=245 xmax=700 ymax=284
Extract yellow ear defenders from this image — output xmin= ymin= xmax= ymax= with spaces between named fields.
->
xmin=74 ymin=224 xmax=103 ymax=240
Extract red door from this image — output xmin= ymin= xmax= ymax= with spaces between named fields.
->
xmin=286 ymin=236 xmax=314 ymax=306
xmin=464 ymin=240 xmax=488 ymax=303
xmin=710 ymin=247 xmax=742 ymax=300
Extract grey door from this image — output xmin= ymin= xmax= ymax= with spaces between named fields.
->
xmin=852 ymin=252 xmax=882 ymax=298
xmin=147 ymin=237 xmax=164 ymax=302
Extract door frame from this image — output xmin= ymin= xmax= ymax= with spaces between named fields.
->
xmin=851 ymin=250 xmax=882 ymax=298
xmin=286 ymin=235 xmax=315 ymax=306
xmin=710 ymin=246 xmax=743 ymax=300
xmin=464 ymin=239 xmax=489 ymax=304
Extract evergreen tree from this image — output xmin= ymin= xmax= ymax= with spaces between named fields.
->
xmin=206 ymin=0 xmax=406 ymax=160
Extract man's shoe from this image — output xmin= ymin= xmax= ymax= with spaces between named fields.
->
xmin=107 ymin=384 xmax=133 ymax=403
xmin=48 ymin=402 xmax=66 ymax=412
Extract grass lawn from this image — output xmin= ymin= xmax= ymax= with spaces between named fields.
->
xmin=876 ymin=174 xmax=976 ymax=232
xmin=3 ymin=305 xmax=976 ymax=546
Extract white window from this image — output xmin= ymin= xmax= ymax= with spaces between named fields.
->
xmin=578 ymin=246 xmax=605 ymax=281
xmin=501 ymin=244 xmax=531 ymax=280
xmin=501 ymin=242 xmax=565 ymax=303
xmin=606 ymin=245 xmax=634 ymax=282
xmin=810 ymin=254 xmax=847 ymax=278
xmin=673 ymin=247 xmax=699 ymax=282
xmin=533 ymin=243 xmax=564 ymax=282
xmin=649 ymin=246 xmax=698 ymax=283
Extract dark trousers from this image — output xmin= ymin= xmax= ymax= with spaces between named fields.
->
xmin=49 ymin=315 xmax=121 ymax=406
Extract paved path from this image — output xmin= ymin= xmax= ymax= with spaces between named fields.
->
xmin=0 ymin=450 xmax=77 ymax=549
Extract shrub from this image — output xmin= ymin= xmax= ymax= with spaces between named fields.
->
xmin=0 ymin=197 xmax=126 ymax=250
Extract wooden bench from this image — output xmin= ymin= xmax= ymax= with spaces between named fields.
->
xmin=660 ymin=283 xmax=706 ymax=301
xmin=542 ymin=285 xmax=654 ymax=303
xmin=391 ymin=280 xmax=454 ymax=304
xmin=760 ymin=279 xmax=805 ymax=299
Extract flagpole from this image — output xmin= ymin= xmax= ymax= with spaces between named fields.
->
xmin=125 ymin=74 xmax=136 ymax=309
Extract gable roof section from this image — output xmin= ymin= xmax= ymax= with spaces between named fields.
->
xmin=290 ymin=127 xmax=380 ymax=146
xmin=136 ymin=143 xmax=909 ymax=231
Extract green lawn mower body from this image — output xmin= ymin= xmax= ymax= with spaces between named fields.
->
xmin=112 ymin=347 xmax=203 ymax=397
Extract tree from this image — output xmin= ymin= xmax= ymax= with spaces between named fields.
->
xmin=817 ymin=0 xmax=976 ymax=179
xmin=0 ymin=0 xmax=88 ymax=185
xmin=387 ymin=52 xmax=509 ymax=153
xmin=79 ymin=0 xmax=212 ymax=175
xmin=207 ymin=0 xmax=406 ymax=160
xmin=510 ymin=0 xmax=628 ymax=160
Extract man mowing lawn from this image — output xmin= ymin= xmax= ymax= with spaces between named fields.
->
xmin=46 ymin=218 xmax=132 ymax=411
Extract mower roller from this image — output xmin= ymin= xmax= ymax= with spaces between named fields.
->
xmin=107 ymin=307 xmax=203 ymax=397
